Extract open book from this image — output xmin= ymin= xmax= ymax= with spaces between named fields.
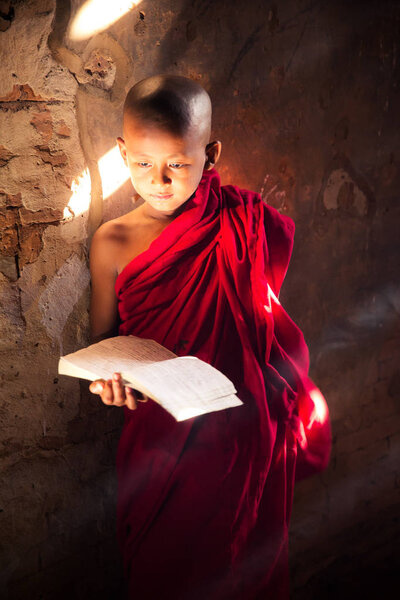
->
xmin=58 ymin=335 xmax=243 ymax=421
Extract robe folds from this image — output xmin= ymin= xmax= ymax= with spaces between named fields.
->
xmin=115 ymin=168 xmax=331 ymax=599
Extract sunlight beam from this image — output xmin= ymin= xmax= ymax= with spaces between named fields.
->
xmin=63 ymin=168 xmax=91 ymax=219
xmin=63 ymin=145 xmax=130 ymax=220
xmin=69 ymin=0 xmax=142 ymax=41
xmin=98 ymin=144 xmax=130 ymax=199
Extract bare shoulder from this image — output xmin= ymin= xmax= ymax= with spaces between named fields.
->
xmin=92 ymin=210 xmax=139 ymax=245
xmin=90 ymin=210 xmax=137 ymax=271
xmin=91 ymin=209 xmax=141 ymax=248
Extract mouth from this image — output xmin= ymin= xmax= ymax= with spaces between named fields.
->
xmin=151 ymin=193 xmax=173 ymax=201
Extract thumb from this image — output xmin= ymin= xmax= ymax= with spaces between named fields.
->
xmin=89 ymin=379 xmax=105 ymax=394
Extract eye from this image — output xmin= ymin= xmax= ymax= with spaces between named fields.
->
xmin=137 ymin=162 xmax=151 ymax=168
xmin=169 ymin=163 xmax=187 ymax=169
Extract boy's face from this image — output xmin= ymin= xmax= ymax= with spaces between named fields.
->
xmin=118 ymin=117 xmax=209 ymax=217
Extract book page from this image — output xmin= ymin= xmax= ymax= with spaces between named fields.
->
xmin=174 ymin=394 xmax=243 ymax=421
xmin=59 ymin=335 xmax=177 ymax=382
xmin=121 ymin=356 xmax=242 ymax=420
xmin=123 ymin=356 xmax=234 ymax=402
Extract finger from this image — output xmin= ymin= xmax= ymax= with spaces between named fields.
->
xmin=125 ymin=386 xmax=137 ymax=411
xmin=101 ymin=379 xmax=114 ymax=405
xmin=89 ymin=379 xmax=106 ymax=395
xmin=112 ymin=373 xmax=126 ymax=406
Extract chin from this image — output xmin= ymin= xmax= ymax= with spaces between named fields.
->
xmin=151 ymin=199 xmax=186 ymax=211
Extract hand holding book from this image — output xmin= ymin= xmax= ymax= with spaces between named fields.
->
xmin=58 ymin=335 xmax=243 ymax=421
xmin=89 ymin=372 xmax=149 ymax=411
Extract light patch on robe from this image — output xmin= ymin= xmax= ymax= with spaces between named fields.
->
xmin=264 ymin=283 xmax=281 ymax=313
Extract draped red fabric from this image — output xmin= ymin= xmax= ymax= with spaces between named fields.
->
xmin=114 ymin=168 xmax=331 ymax=599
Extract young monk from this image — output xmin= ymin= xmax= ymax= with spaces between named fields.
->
xmin=89 ymin=74 xmax=331 ymax=599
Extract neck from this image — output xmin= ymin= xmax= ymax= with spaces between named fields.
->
xmin=142 ymin=194 xmax=195 ymax=222
xmin=141 ymin=202 xmax=183 ymax=222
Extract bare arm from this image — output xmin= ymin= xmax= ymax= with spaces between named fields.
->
xmin=89 ymin=225 xmax=119 ymax=343
xmin=88 ymin=224 xmax=147 ymax=410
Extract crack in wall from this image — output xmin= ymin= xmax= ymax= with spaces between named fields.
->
xmin=13 ymin=220 xmax=21 ymax=279
xmin=0 ymin=101 xmax=63 ymax=113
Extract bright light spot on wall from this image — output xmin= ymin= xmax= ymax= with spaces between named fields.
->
xmin=69 ymin=0 xmax=142 ymax=41
xmin=63 ymin=146 xmax=130 ymax=220
xmin=63 ymin=168 xmax=91 ymax=219
xmin=98 ymin=145 xmax=130 ymax=199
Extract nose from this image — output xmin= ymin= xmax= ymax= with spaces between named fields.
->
xmin=151 ymin=166 xmax=172 ymax=187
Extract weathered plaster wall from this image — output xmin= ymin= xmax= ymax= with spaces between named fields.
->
xmin=0 ymin=0 xmax=399 ymax=598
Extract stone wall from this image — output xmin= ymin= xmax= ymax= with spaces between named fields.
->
xmin=0 ymin=1 xmax=399 ymax=598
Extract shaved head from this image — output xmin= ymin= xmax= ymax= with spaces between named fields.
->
xmin=123 ymin=75 xmax=212 ymax=144
xmin=117 ymin=75 xmax=222 ymax=216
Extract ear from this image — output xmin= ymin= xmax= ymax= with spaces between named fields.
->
xmin=204 ymin=141 xmax=222 ymax=170
xmin=117 ymin=136 xmax=128 ymax=166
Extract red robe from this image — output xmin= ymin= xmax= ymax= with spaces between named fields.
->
xmin=115 ymin=168 xmax=331 ymax=599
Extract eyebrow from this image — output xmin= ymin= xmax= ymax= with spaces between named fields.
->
xmin=130 ymin=151 xmax=189 ymax=159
